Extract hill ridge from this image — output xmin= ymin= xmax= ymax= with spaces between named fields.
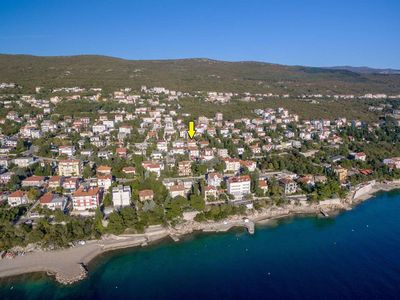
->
xmin=0 ymin=54 xmax=399 ymax=94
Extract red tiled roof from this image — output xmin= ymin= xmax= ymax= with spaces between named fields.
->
xmin=73 ymin=187 xmax=100 ymax=197
xmin=170 ymin=185 xmax=185 ymax=191
xmin=258 ymin=180 xmax=268 ymax=187
xmin=97 ymin=165 xmax=111 ymax=171
xmin=9 ymin=190 xmax=25 ymax=198
xmin=97 ymin=175 xmax=112 ymax=180
xmin=279 ymin=178 xmax=294 ymax=184
xmin=139 ymin=190 xmax=154 ymax=197
xmin=23 ymin=175 xmax=45 ymax=182
xmin=122 ymin=167 xmax=136 ymax=173
xmin=49 ymin=176 xmax=62 ymax=182
xmin=359 ymin=169 xmax=373 ymax=175
xmin=224 ymin=157 xmax=240 ymax=162
xmin=64 ymin=177 xmax=79 ymax=183
xmin=240 ymin=160 xmax=256 ymax=167
xmin=205 ymin=186 xmax=217 ymax=191
xmin=208 ymin=172 xmax=222 ymax=178
xmin=228 ymin=175 xmax=251 ymax=183
xmin=40 ymin=193 xmax=53 ymax=204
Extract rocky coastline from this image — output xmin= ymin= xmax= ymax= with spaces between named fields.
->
xmin=0 ymin=180 xmax=399 ymax=285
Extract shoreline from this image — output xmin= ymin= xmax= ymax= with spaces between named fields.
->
xmin=0 ymin=181 xmax=399 ymax=285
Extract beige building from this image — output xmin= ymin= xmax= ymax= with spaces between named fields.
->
xmin=333 ymin=166 xmax=348 ymax=183
xmin=178 ymin=161 xmax=192 ymax=177
xmin=169 ymin=184 xmax=186 ymax=198
xmin=279 ymin=178 xmax=297 ymax=195
xmin=58 ymin=159 xmax=82 ymax=177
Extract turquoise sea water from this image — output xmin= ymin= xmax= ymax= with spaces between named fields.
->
xmin=1 ymin=190 xmax=400 ymax=300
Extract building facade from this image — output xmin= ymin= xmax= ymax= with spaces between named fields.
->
xmin=72 ymin=187 xmax=101 ymax=211
xmin=58 ymin=159 xmax=82 ymax=177
xmin=227 ymin=175 xmax=251 ymax=199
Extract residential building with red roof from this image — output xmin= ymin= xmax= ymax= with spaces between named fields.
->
xmin=48 ymin=176 xmax=64 ymax=189
xmin=116 ymin=147 xmax=127 ymax=158
xmin=39 ymin=192 xmax=67 ymax=211
xmin=138 ymin=189 xmax=154 ymax=202
xmin=72 ymin=187 xmax=102 ymax=211
xmin=21 ymin=175 xmax=45 ymax=187
xmin=122 ymin=167 xmax=136 ymax=175
xmin=279 ymin=178 xmax=298 ymax=194
xmin=8 ymin=190 xmax=28 ymax=207
xmin=58 ymin=159 xmax=82 ymax=177
xmin=204 ymin=185 xmax=218 ymax=199
xmin=97 ymin=165 xmax=112 ymax=176
xmin=63 ymin=177 xmax=80 ymax=192
xmin=227 ymin=175 xmax=251 ymax=199
xmin=258 ymin=179 xmax=268 ymax=192
xmin=169 ymin=184 xmax=186 ymax=198
xmin=207 ymin=172 xmax=223 ymax=187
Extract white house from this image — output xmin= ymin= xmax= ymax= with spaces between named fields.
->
xmin=13 ymin=157 xmax=36 ymax=168
xmin=112 ymin=185 xmax=131 ymax=208
xmin=8 ymin=190 xmax=28 ymax=207
xmin=207 ymin=172 xmax=223 ymax=187
xmin=97 ymin=175 xmax=113 ymax=190
xmin=58 ymin=145 xmax=76 ymax=157
xmin=227 ymin=175 xmax=251 ymax=199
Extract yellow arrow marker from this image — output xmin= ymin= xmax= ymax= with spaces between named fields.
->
xmin=187 ymin=121 xmax=196 ymax=139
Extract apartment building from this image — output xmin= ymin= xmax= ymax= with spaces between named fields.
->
xmin=58 ymin=159 xmax=82 ymax=177
xmin=279 ymin=178 xmax=297 ymax=194
xmin=227 ymin=175 xmax=251 ymax=199
xmin=224 ymin=158 xmax=241 ymax=173
xmin=178 ymin=161 xmax=192 ymax=177
xmin=72 ymin=187 xmax=101 ymax=211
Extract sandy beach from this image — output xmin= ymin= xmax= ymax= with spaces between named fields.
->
xmin=1 ymin=180 xmax=399 ymax=285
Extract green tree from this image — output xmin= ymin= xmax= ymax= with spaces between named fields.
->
xmin=120 ymin=206 xmax=137 ymax=228
xmin=190 ymin=194 xmax=205 ymax=211
xmin=93 ymin=208 xmax=104 ymax=236
xmin=107 ymin=212 xmax=125 ymax=234
xmin=103 ymin=193 xmax=112 ymax=207
xmin=27 ymin=189 xmax=39 ymax=202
